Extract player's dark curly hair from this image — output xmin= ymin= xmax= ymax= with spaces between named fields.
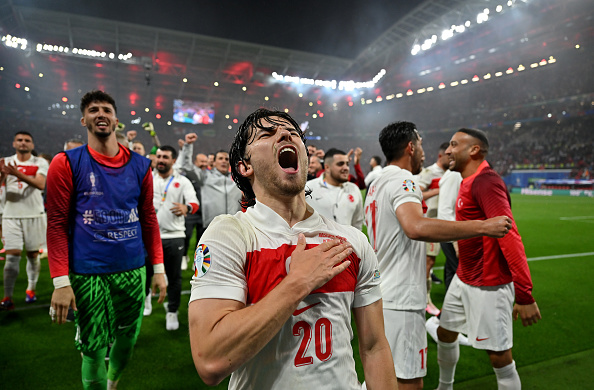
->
xmin=229 ymin=108 xmax=310 ymax=209
xmin=379 ymin=121 xmax=420 ymax=163
xmin=80 ymin=90 xmax=117 ymax=114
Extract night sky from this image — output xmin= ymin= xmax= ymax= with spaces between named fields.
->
xmin=11 ymin=0 xmax=418 ymax=58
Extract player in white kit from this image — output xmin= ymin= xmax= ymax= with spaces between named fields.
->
xmin=364 ymin=121 xmax=512 ymax=389
xmin=188 ymin=108 xmax=397 ymax=389
xmin=0 ymin=132 xmax=49 ymax=309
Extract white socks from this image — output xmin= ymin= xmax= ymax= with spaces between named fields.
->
xmin=436 ymin=339 xmax=459 ymax=390
xmin=3 ymin=255 xmax=21 ymax=297
xmin=26 ymin=255 xmax=40 ymax=291
xmin=494 ymin=360 xmax=521 ymax=389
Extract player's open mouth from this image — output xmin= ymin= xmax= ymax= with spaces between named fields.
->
xmin=96 ymin=121 xmax=108 ymax=129
xmin=278 ymin=145 xmax=299 ymax=174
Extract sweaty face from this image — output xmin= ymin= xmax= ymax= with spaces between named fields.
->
xmin=13 ymin=135 xmax=34 ymax=153
xmin=214 ymin=152 xmax=230 ymax=174
xmin=326 ymin=154 xmax=350 ymax=184
xmin=244 ymin=116 xmax=308 ymax=198
xmin=81 ymin=101 xmax=118 ymax=139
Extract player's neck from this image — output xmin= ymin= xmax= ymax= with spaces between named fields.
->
xmin=461 ymin=159 xmax=484 ymax=179
xmin=87 ymin=135 xmax=120 ymax=157
xmin=322 ymin=172 xmax=341 ymax=187
xmin=257 ymin=193 xmax=311 ymax=227
xmin=388 ymin=158 xmax=411 ymax=173
xmin=158 ymin=169 xmax=173 ymax=179
xmin=15 ymin=151 xmax=31 ymax=162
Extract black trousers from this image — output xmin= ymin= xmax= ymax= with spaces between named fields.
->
xmin=184 ymin=212 xmax=204 ymax=254
xmin=162 ymin=237 xmax=185 ymax=313
xmin=440 ymin=242 xmax=459 ymax=292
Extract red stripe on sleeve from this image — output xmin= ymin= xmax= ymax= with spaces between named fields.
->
xmin=473 ymin=172 xmax=535 ymax=304
xmin=46 ymin=153 xmax=73 ymax=278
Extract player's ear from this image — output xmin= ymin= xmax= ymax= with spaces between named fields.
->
xmin=80 ymin=117 xmax=86 ymax=127
xmin=237 ymin=160 xmax=253 ymax=177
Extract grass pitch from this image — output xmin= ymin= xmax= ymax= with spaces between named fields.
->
xmin=1 ymin=194 xmax=592 ymax=389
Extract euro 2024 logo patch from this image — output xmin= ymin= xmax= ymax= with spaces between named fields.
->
xmin=194 ymin=244 xmax=211 ymax=278
xmin=402 ymin=179 xmax=415 ymax=192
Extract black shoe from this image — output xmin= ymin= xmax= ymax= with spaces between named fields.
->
xmin=430 ymin=272 xmax=443 ymax=285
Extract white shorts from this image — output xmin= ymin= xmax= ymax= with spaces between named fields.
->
xmin=439 ymin=274 xmax=514 ymax=351
xmin=383 ymin=309 xmax=427 ymax=380
xmin=426 ymin=242 xmax=440 ymax=257
xmin=1 ymin=216 xmax=46 ymax=252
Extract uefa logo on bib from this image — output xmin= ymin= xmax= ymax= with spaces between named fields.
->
xmin=194 ymin=244 xmax=211 ymax=278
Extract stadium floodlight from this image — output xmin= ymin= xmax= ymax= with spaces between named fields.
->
xmin=495 ymin=71 xmax=503 ymax=77
xmin=442 ymin=29 xmax=454 ymax=40
xmin=477 ymin=12 xmax=489 ymax=24
xmin=496 ymin=5 xmax=503 ymax=12
xmin=411 ymin=44 xmax=421 ymax=55
xmin=427 ymin=87 xmax=434 ymax=92
xmin=396 ymin=93 xmax=403 ymax=98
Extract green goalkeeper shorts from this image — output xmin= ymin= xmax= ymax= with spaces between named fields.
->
xmin=71 ymin=267 xmax=146 ymax=353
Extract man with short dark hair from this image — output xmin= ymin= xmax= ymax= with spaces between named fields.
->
xmin=307 ymin=154 xmax=323 ymax=181
xmin=188 ymin=108 xmax=397 ymax=389
xmin=435 ymin=128 xmax=541 ymax=390
xmin=46 ymin=90 xmax=167 ymax=389
xmin=306 ymin=148 xmax=364 ymax=229
xmin=151 ymin=145 xmax=199 ymax=330
xmin=0 ymin=131 xmax=49 ymax=310
xmin=181 ymin=138 xmax=242 ymax=227
xmin=364 ymin=121 xmax=512 ymax=390
xmin=364 ymin=155 xmax=383 ymax=187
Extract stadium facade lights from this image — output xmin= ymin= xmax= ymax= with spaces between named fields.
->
xmin=439 ymin=83 xmax=446 ymax=89
xmin=450 ymin=81 xmax=459 ymax=87
xmin=376 ymin=96 xmax=383 ymax=102
xmin=411 ymin=1 xmax=524 ymax=56
xmin=518 ymin=64 xmax=526 ymax=71
xmin=495 ymin=71 xmax=503 ymax=77
xmin=167 ymin=121 xmax=172 ymax=125
xmin=386 ymin=94 xmax=395 ymax=100
xmin=214 ymin=81 xmax=219 ymax=86
xmin=530 ymin=63 xmax=538 ymax=68
xmin=271 ymin=68 xmax=386 ymax=91
xmin=366 ymin=99 xmax=373 ymax=104
xmin=548 ymin=56 xmax=556 ymax=64
xmin=472 ymin=75 xmax=480 ymax=81
xmin=406 ymin=89 xmax=414 ymax=96
xmin=484 ymin=73 xmax=492 ymax=79
xmin=2 ymin=34 xmax=27 ymax=50
xmin=461 ymin=79 xmax=468 ymax=84
xmin=264 ymin=96 xmax=269 ymax=101
xmin=427 ymin=87 xmax=434 ymax=92
xmin=506 ymin=67 xmax=514 ymax=74
xmin=539 ymin=59 xmax=547 ymax=66
xmin=417 ymin=88 xmax=426 ymax=94
xmin=396 ymin=93 xmax=403 ymax=98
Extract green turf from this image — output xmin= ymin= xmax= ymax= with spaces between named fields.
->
xmin=0 ymin=194 xmax=592 ymax=388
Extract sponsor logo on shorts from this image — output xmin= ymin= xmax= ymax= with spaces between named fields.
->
xmin=402 ymin=179 xmax=415 ymax=192
xmin=194 ymin=244 xmax=211 ymax=278
xmin=476 ymin=337 xmax=489 ymax=342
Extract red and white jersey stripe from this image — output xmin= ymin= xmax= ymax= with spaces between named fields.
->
xmin=190 ymin=201 xmax=381 ymax=390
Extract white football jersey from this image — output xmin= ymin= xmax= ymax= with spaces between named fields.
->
xmin=364 ymin=165 xmax=426 ymax=311
xmin=152 ymin=171 xmax=199 ymax=239
xmin=2 ymin=155 xmax=48 ymax=218
xmin=190 ymin=201 xmax=382 ymax=390
xmin=415 ymin=162 xmax=445 ymax=218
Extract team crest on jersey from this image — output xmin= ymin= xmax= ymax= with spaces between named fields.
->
xmin=402 ymin=179 xmax=415 ymax=192
xmin=194 ymin=244 xmax=211 ymax=278
xmin=348 ymin=194 xmax=355 ymax=202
